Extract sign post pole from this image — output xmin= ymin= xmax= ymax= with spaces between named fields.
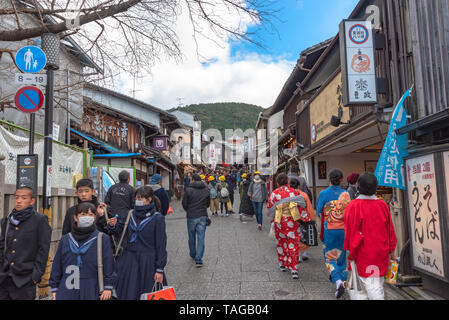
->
xmin=39 ymin=33 xmax=60 ymax=299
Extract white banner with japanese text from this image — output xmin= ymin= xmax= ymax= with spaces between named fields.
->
xmin=406 ymin=154 xmax=445 ymax=278
xmin=0 ymin=124 xmax=84 ymax=190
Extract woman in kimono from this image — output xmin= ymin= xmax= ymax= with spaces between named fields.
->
xmin=239 ymin=174 xmax=255 ymax=220
xmin=323 ymin=192 xmax=351 ymax=299
xmin=107 ymin=186 xmax=167 ymax=300
xmin=50 ymin=203 xmax=116 ymax=300
xmin=267 ymin=174 xmax=310 ymax=280
xmin=289 ymin=178 xmax=317 ymax=263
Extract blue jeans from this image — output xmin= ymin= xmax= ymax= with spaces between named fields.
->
xmin=252 ymin=202 xmax=264 ymax=225
xmin=187 ymin=216 xmax=207 ymax=263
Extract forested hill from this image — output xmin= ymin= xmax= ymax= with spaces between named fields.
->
xmin=169 ymin=102 xmax=266 ymax=136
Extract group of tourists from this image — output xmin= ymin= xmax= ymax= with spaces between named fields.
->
xmin=0 ymin=170 xmax=171 ymax=300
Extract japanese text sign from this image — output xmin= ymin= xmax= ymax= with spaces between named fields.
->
xmin=375 ymin=88 xmax=411 ymax=190
xmin=406 ymin=154 xmax=445 ymax=278
xmin=340 ymin=20 xmax=378 ymax=105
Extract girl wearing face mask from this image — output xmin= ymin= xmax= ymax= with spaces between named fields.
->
xmin=49 ymin=203 xmax=117 ymax=300
xmin=107 ymin=186 xmax=167 ymax=300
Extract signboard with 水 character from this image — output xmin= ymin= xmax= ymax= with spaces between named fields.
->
xmin=339 ymin=20 xmax=378 ymax=106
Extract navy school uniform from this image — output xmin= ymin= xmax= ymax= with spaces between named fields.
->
xmin=108 ymin=204 xmax=168 ymax=300
xmin=49 ymin=230 xmax=116 ymax=300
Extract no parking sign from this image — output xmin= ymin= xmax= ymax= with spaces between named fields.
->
xmin=14 ymin=86 xmax=44 ymax=113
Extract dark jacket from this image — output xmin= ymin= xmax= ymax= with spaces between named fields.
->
xmin=148 ymin=184 xmax=170 ymax=216
xmin=62 ymin=196 xmax=108 ymax=236
xmin=347 ymin=184 xmax=358 ymax=201
xmin=104 ymin=182 xmax=135 ymax=219
xmin=0 ymin=208 xmax=52 ymax=288
xmin=182 ymin=181 xmax=210 ymax=219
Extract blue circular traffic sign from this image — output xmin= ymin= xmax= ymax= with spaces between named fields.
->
xmin=14 ymin=86 xmax=44 ymax=113
xmin=15 ymin=46 xmax=47 ymax=73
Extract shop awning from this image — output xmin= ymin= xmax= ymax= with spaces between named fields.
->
xmin=299 ymin=113 xmax=388 ymax=159
xmin=70 ymin=128 xmax=120 ymax=153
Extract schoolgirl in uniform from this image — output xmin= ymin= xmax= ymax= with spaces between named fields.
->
xmin=107 ymin=186 xmax=167 ymax=300
xmin=50 ymin=203 xmax=116 ymax=300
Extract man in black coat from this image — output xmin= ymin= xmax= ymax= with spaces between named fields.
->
xmin=104 ymin=170 xmax=135 ymax=219
xmin=182 ymin=174 xmax=210 ymax=268
xmin=0 ymin=187 xmax=52 ymax=300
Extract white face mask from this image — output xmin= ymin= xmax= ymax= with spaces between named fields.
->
xmin=78 ymin=216 xmax=95 ymax=228
xmin=135 ymin=200 xmax=145 ymax=207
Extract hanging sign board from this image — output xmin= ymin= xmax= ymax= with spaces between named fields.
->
xmin=339 ymin=20 xmax=378 ymax=105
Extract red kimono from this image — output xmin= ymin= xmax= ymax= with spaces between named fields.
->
xmin=343 ymin=197 xmax=397 ymax=278
xmin=267 ymin=186 xmax=310 ymax=271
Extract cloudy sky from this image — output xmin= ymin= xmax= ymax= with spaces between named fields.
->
xmin=117 ymin=0 xmax=359 ymax=110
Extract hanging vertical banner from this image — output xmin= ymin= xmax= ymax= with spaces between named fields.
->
xmin=340 ymin=20 xmax=378 ymax=105
xmin=406 ymin=154 xmax=445 ymax=278
xmin=193 ymin=121 xmax=202 ymax=164
xmin=375 ymin=88 xmax=412 ymax=190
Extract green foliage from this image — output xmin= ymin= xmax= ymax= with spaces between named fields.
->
xmin=169 ymin=102 xmax=265 ymax=136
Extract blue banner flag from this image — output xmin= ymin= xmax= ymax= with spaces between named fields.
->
xmin=375 ymin=88 xmax=412 ymax=190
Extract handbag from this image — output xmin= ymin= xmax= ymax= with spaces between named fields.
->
xmin=226 ymin=200 xmax=233 ymax=211
xmin=299 ymin=220 xmax=318 ymax=247
xmin=140 ymin=282 xmax=177 ymax=300
xmin=347 ymin=260 xmax=367 ymax=300
xmin=97 ymin=232 xmax=118 ymax=300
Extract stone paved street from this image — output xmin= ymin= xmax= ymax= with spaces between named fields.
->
xmin=165 ymin=191 xmax=406 ymax=300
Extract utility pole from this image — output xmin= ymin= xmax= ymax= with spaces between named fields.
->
xmin=39 ymin=33 xmax=60 ymax=299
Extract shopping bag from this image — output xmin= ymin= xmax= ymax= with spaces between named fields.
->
xmin=140 ymin=282 xmax=177 ymax=300
xmin=385 ymin=259 xmax=399 ymax=285
xmin=167 ymin=205 xmax=174 ymax=215
xmin=299 ymin=221 xmax=318 ymax=247
xmin=347 ymin=260 xmax=366 ymax=300
xmin=226 ymin=200 xmax=233 ymax=212
xmin=268 ymin=222 xmax=275 ymax=239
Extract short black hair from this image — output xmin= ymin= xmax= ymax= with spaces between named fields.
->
xmin=16 ymin=186 xmax=35 ymax=199
xmin=358 ymin=172 xmax=378 ymax=196
xmin=76 ymin=178 xmax=94 ymax=190
xmin=119 ymin=170 xmax=130 ymax=183
xmin=289 ymin=178 xmax=300 ymax=190
xmin=276 ymin=173 xmax=289 ymax=187
xmin=135 ymin=186 xmax=154 ymax=199
xmin=75 ymin=202 xmax=97 ymax=216
xmin=328 ymin=169 xmax=344 ymax=186
xmin=192 ymin=174 xmax=202 ymax=182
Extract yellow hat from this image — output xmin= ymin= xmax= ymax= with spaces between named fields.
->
xmin=254 ymin=171 xmax=260 ymax=175
xmin=242 ymin=173 xmax=247 ymax=178
xmin=219 ymin=175 xmax=226 ymax=182
xmin=209 ymin=176 xmax=215 ymax=182
xmin=200 ymin=174 xmax=206 ymax=180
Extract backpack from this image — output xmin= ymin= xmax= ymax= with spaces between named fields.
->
xmin=210 ymin=186 xmax=218 ymax=199
xmin=220 ymin=186 xmax=229 ymax=198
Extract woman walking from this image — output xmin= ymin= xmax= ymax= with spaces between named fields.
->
xmin=323 ymin=192 xmax=351 ymax=299
xmin=248 ymin=172 xmax=268 ymax=230
xmin=267 ymin=174 xmax=310 ymax=280
xmin=289 ymin=178 xmax=317 ymax=263
xmin=238 ymin=174 xmax=255 ymax=220
xmin=107 ymin=186 xmax=167 ymax=300
xmin=346 ymin=173 xmax=360 ymax=200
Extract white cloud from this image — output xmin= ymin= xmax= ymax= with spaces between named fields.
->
xmin=115 ymin=1 xmax=295 ymax=110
